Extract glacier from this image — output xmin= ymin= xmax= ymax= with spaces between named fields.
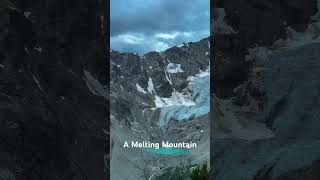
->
xmin=156 ymin=67 xmax=210 ymax=126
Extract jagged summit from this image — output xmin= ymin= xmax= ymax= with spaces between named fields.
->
xmin=111 ymin=37 xmax=210 ymax=56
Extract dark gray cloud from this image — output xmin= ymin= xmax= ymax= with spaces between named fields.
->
xmin=110 ymin=0 xmax=209 ymax=54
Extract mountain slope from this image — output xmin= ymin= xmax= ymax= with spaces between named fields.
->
xmin=110 ymin=38 xmax=210 ymax=179
xmin=211 ymin=0 xmax=320 ymax=179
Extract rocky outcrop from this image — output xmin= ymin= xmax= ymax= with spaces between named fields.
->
xmin=0 ymin=0 xmax=107 ymax=179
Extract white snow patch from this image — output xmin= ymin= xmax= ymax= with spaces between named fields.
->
xmin=177 ymin=43 xmax=186 ymax=48
xmin=147 ymin=77 xmax=156 ymax=94
xmin=166 ymin=63 xmax=184 ymax=73
xmin=136 ymin=83 xmax=147 ymax=94
xmin=164 ymin=71 xmax=172 ymax=85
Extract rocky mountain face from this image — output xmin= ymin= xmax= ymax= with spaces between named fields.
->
xmin=212 ymin=0 xmax=320 ymax=179
xmin=110 ymin=38 xmax=210 ymax=179
xmin=0 ymin=0 xmax=107 ymax=179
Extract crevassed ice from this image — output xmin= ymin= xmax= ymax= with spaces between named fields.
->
xmin=155 ymin=67 xmax=210 ymax=126
xmin=166 ymin=63 xmax=184 ymax=73
xmin=154 ymin=91 xmax=195 ymax=108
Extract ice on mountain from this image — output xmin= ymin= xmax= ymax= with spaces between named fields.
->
xmin=187 ymin=67 xmax=210 ymax=81
xmin=147 ymin=77 xmax=156 ymax=94
xmin=154 ymin=91 xmax=195 ymax=108
xmin=136 ymin=83 xmax=147 ymax=94
xmin=156 ymin=67 xmax=210 ymax=126
xmin=166 ymin=63 xmax=184 ymax=73
xmin=164 ymin=71 xmax=172 ymax=85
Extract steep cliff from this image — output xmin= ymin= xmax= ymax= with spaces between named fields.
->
xmin=0 ymin=0 xmax=107 ymax=179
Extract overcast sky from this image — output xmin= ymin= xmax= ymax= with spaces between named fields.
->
xmin=110 ymin=0 xmax=210 ymax=55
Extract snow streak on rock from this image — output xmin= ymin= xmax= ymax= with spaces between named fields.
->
xmin=147 ymin=77 xmax=156 ymax=94
xmin=136 ymin=83 xmax=147 ymax=94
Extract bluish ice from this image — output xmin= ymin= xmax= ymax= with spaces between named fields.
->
xmin=156 ymin=68 xmax=210 ymax=126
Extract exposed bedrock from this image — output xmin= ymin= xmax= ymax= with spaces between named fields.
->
xmin=0 ymin=0 xmax=108 ymax=179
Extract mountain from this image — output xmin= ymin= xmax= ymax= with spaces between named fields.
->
xmin=212 ymin=0 xmax=320 ymax=179
xmin=0 ymin=0 xmax=107 ymax=179
xmin=110 ymin=38 xmax=210 ymax=179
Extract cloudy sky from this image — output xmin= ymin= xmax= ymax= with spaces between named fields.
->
xmin=111 ymin=0 xmax=210 ymax=55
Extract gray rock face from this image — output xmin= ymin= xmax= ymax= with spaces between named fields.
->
xmin=212 ymin=0 xmax=320 ymax=179
xmin=0 ymin=0 xmax=107 ymax=179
